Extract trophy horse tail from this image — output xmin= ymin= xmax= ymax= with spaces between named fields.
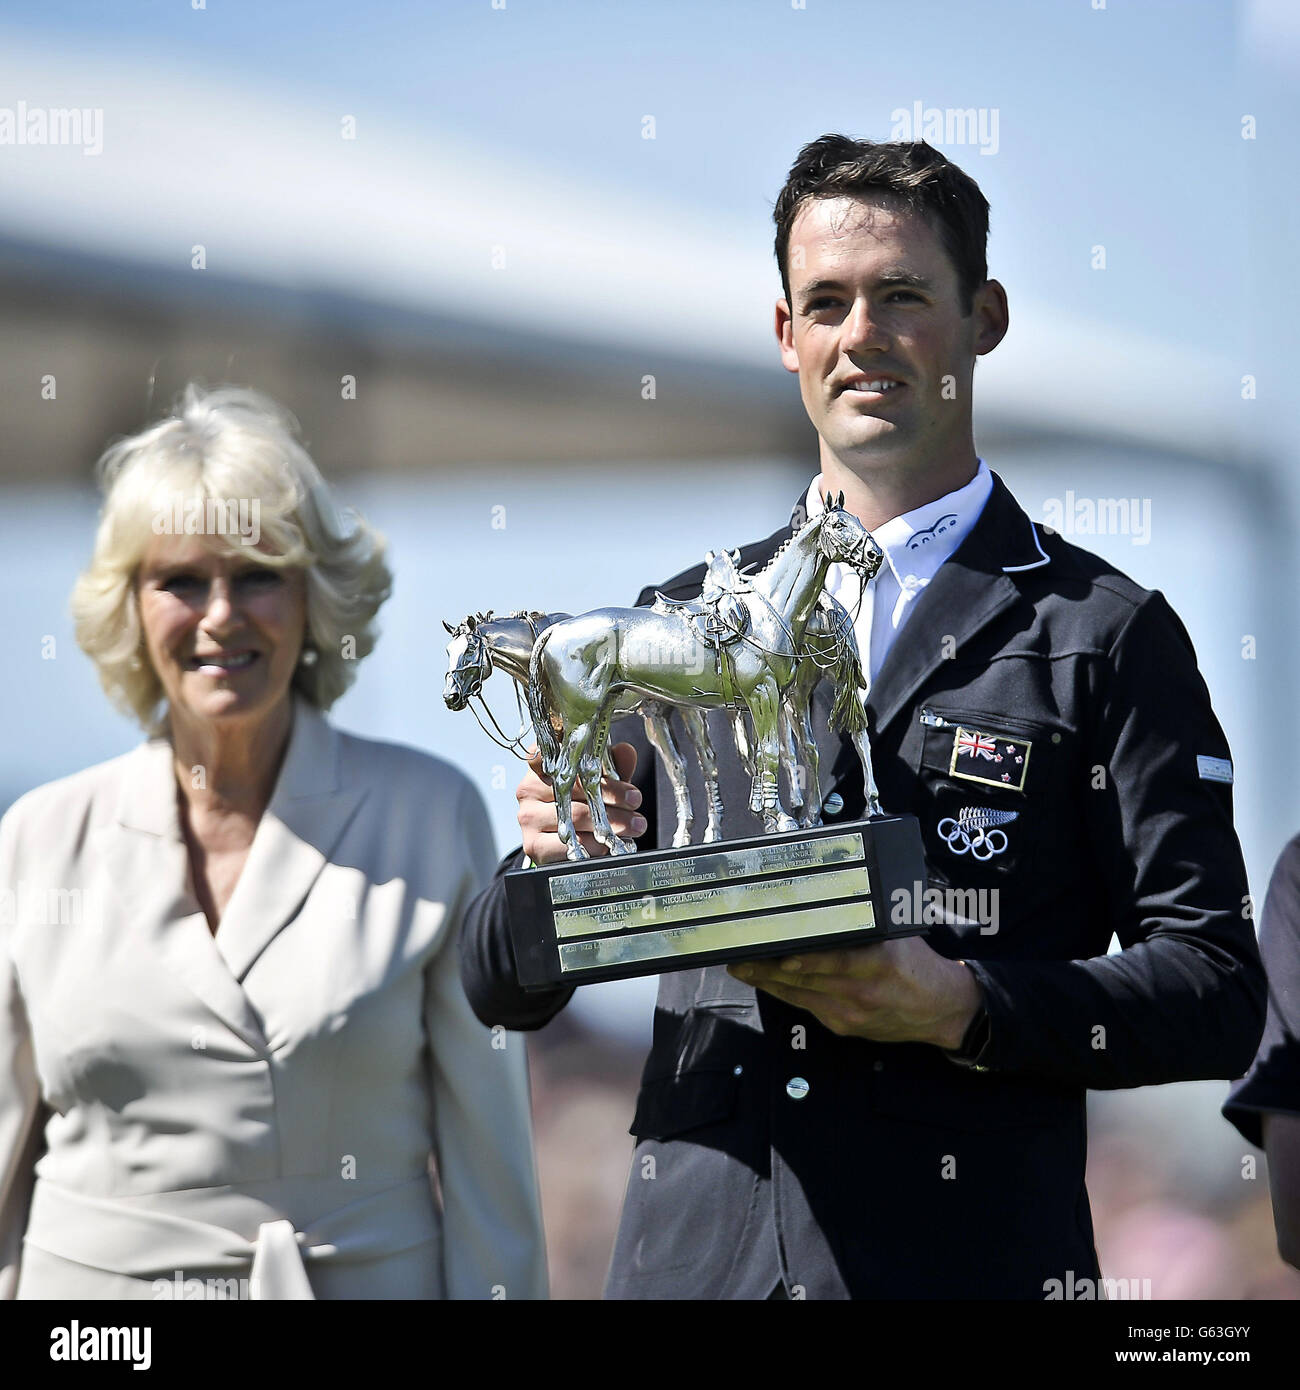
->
xmin=828 ymin=644 xmax=870 ymax=738
xmin=526 ymin=627 xmax=562 ymax=773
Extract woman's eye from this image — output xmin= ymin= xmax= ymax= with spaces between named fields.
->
xmin=159 ymin=573 xmax=202 ymax=593
xmin=236 ymin=569 xmax=282 ymax=588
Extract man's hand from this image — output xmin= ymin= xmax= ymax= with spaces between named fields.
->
xmin=518 ymin=742 xmax=646 ymax=866
xmin=728 ymin=935 xmax=983 ymax=1049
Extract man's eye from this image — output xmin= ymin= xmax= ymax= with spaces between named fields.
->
xmin=889 ymin=291 xmax=923 ymax=302
xmin=806 ymin=298 xmax=840 ymax=312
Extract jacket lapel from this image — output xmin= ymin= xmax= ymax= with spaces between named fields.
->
xmin=99 ymin=738 xmax=271 ymax=1051
xmin=648 ymin=475 xmax=1050 ymax=817
xmin=863 ymin=472 xmax=1050 ymax=735
xmin=98 ymin=698 xmax=368 ymax=1048
xmin=212 ymin=697 xmax=369 ymax=982
xmin=766 ymin=471 xmax=1049 ymax=740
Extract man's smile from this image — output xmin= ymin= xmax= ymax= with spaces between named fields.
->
xmin=838 ymin=376 xmax=908 ymax=404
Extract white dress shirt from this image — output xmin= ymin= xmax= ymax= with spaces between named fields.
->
xmin=804 ymin=459 xmax=994 ymax=689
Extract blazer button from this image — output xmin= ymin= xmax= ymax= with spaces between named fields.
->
xmin=822 ymin=793 xmax=844 ymax=816
xmin=785 ymin=1076 xmax=810 ymax=1100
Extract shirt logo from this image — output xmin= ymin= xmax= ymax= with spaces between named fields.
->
xmin=949 ymin=725 xmax=1032 ymax=792
xmin=907 ymin=513 xmax=959 ymax=551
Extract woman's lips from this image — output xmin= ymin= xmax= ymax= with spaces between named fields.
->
xmin=189 ymin=651 xmax=259 ymax=674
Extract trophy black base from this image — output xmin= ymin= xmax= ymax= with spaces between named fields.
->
xmin=504 ymin=814 xmax=928 ymax=990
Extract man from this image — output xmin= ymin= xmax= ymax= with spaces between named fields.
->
xmin=460 ymin=135 xmax=1266 ymax=1299
xmin=1223 ymin=836 xmax=1300 ymax=1271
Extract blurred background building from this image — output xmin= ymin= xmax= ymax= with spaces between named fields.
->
xmin=1 ymin=0 xmax=1297 ymax=1298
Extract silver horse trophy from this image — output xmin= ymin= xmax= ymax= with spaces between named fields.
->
xmin=681 ymin=545 xmax=881 ymax=830
xmin=443 ymin=610 xmax=725 ymax=846
xmin=455 ymin=493 xmax=928 ymax=988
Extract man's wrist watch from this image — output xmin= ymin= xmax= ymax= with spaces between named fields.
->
xmin=944 ymin=967 xmax=991 ymax=1071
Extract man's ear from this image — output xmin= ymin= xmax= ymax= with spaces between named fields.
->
xmin=972 ymin=278 xmax=1010 ymax=358
xmin=775 ymin=298 xmax=800 ymax=374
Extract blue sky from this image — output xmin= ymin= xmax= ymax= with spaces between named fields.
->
xmin=2 ymin=0 xmax=1257 ymax=360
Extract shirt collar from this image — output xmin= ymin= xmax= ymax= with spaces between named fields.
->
xmin=803 ymin=459 xmax=995 ymax=592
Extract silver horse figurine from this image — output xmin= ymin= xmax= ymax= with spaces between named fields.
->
xmin=443 ymin=610 xmax=726 ymax=847
xmin=528 ymin=494 xmax=883 ymax=859
xmin=695 ymin=549 xmax=881 ymax=828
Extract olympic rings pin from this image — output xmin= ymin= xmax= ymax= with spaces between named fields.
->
xmin=936 ymin=806 xmax=1019 ymax=860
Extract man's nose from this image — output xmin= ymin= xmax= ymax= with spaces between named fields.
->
xmin=840 ymin=296 xmax=889 ymax=353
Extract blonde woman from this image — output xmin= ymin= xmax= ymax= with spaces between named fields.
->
xmin=0 ymin=385 xmax=547 ymax=1299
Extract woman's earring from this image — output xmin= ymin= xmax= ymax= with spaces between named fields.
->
xmin=299 ymin=646 xmax=319 ymax=668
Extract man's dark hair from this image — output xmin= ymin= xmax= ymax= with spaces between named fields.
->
xmin=773 ymin=134 xmax=990 ymax=316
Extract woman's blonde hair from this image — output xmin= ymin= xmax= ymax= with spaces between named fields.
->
xmin=71 ymin=383 xmax=392 ymax=729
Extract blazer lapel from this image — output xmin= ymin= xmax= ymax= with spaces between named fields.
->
xmin=99 ymin=739 xmax=271 ymax=1051
xmin=213 ymin=697 xmax=369 ymax=983
xmin=864 ymin=472 xmax=1050 ymax=735
xmin=650 ymin=476 xmax=1049 ymax=808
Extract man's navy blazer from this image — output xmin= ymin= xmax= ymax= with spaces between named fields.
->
xmin=460 ymin=471 xmax=1266 ymax=1299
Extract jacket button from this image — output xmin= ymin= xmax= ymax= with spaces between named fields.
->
xmin=733 ymin=1065 xmax=743 ymax=1076
xmin=785 ymin=1076 xmax=810 ymax=1100
xmin=823 ymin=793 xmax=844 ymax=816
xmin=872 ymin=1060 xmax=884 ymax=1072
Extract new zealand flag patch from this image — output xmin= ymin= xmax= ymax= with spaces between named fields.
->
xmin=948 ymin=726 xmax=1032 ymax=792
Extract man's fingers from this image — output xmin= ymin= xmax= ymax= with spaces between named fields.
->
xmin=732 ymin=959 xmax=845 ymax=998
xmin=518 ymin=771 xmax=641 ymax=814
xmin=518 ymin=794 xmax=645 ymax=837
xmin=516 ymin=769 xmax=556 ymax=804
xmin=520 ymin=746 xmax=557 ymax=803
xmin=731 ymin=971 xmax=840 ymax=1019
xmin=599 ymin=778 xmax=642 ymax=810
xmin=598 ymin=743 xmax=641 ymax=808
xmin=609 ymin=741 xmax=639 ymax=784
xmin=567 ymin=802 xmax=646 ymax=836
xmin=530 ymin=831 xmax=611 ymax=863
xmin=519 ymin=740 xmax=645 ymax=861
xmin=521 ymin=742 xmax=641 ymax=806
xmin=772 ymin=944 xmax=884 ymax=978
